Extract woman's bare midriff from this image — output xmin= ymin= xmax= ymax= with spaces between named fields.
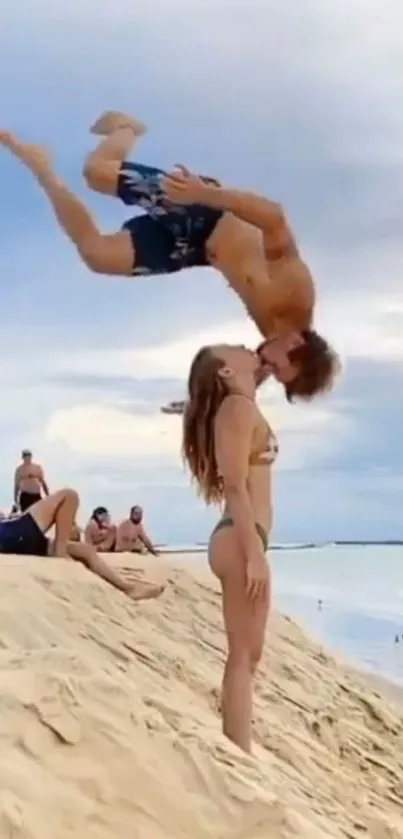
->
xmin=220 ymin=409 xmax=273 ymax=535
xmin=222 ymin=462 xmax=272 ymax=534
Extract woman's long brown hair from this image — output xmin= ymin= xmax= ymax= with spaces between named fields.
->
xmin=182 ymin=347 xmax=229 ymax=505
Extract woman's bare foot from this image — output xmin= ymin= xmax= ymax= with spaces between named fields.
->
xmin=125 ymin=581 xmax=165 ymax=602
xmin=90 ymin=111 xmax=147 ymax=137
xmin=0 ymin=132 xmax=51 ymax=176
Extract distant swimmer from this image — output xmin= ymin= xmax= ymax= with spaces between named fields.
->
xmin=183 ymin=343 xmax=275 ymax=753
xmin=0 ymin=112 xmax=339 ymax=402
xmin=0 ymin=489 xmax=164 ymax=601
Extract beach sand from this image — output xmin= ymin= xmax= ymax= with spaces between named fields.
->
xmin=1 ymin=552 xmax=403 ymax=839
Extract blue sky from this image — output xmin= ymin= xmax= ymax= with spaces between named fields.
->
xmin=1 ymin=0 xmax=403 ymax=542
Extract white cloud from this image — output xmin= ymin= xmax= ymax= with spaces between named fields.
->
xmin=46 ymin=404 xmax=182 ymax=459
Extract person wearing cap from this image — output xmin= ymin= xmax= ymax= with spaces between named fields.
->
xmin=13 ymin=449 xmax=49 ymax=513
xmin=84 ymin=506 xmax=117 ymax=552
xmin=116 ymin=506 xmax=159 ymax=555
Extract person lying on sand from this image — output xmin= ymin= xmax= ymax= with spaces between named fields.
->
xmin=0 ymin=488 xmax=164 ymax=601
xmin=0 ymin=114 xmax=339 ymax=401
xmin=183 ymin=343 xmax=275 ymax=753
xmin=84 ymin=506 xmax=117 ymax=552
xmin=116 ymin=505 xmax=159 ymax=555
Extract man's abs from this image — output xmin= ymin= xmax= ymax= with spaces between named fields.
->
xmin=207 ymin=215 xmax=313 ymax=334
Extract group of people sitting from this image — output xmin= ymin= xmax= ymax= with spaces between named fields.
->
xmin=0 ymin=487 xmax=164 ymax=602
xmin=4 ymin=448 xmax=158 ymax=554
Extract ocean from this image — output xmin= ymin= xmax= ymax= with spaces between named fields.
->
xmin=272 ymin=545 xmax=403 ymax=686
xmin=163 ymin=544 xmax=403 ymax=686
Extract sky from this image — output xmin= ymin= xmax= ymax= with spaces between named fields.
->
xmin=1 ymin=0 xmax=403 ymax=542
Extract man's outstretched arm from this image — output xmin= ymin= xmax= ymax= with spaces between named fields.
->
xmin=163 ymin=167 xmax=297 ymax=247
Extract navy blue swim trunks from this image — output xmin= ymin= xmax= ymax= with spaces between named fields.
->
xmin=0 ymin=512 xmax=49 ymax=556
xmin=117 ymin=161 xmax=223 ymax=276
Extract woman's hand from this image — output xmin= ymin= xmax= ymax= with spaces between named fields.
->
xmin=162 ymin=165 xmax=211 ymax=205
xmin=246 ymin=550 xmax=268 ymax=601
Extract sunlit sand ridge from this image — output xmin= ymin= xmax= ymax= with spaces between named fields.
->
xmin=0 ymin=553 xmax=402 ymax=839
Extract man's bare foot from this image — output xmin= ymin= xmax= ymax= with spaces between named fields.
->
xmin=90 ymin=111 xmax=147 ymax=137
xmin=0 ymin=132 xmax=51 ymax=176
xmin=125 ymin=580 xmax=165 ymax=602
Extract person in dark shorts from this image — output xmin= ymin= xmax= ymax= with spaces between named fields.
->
xmin=14 ymin=449 xmax=49 ymax=513
xmin=0 ymin=489 xmax=164 ymax=601
xmin=0 ymin=114 xmax=223 ymax=280
xmin=0 ymin=114 xmax=339 ymax=405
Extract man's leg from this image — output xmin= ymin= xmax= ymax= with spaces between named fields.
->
xmin=83 ymin=111 xmax=174 ymax=217
xmin=0 ymin=132 xmax=133 ymax=275
xmin=28 ymin=488 xmax=79 ymax=556
xmin=66 ymin=540 xmax=165 ymax=600
xmin=83 ymin=110 xmax=146 ymax=196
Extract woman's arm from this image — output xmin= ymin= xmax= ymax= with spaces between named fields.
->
xmin=214 ymin=395 xmax=262 ymax=562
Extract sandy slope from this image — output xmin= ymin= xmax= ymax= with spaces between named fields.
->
xmin=0 ymin=553 xmax=403 ymax=839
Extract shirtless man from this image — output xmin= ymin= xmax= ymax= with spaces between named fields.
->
xmin=0 ymin=114 xmax=339 ymax=401
xmin=14 ymin=449 xmax=49 ymax=512
xmin=84 ymin=506 xmax=117 ymax=552
xmin=116 ymin=506 xmax=159 ymax=555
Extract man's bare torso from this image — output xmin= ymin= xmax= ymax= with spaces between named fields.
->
xmin=15 ymin=463 xmax=43 ymax=494
xmin=116 ymin=520 xmax=145 ymax=552
xmin=206 ymin=213 xmax=314 ymax=336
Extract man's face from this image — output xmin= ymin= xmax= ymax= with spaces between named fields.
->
xmin=22 ymin=450 xmax=32 ymax=464
xmin=256 ymin=333 xmax=304 ymax=385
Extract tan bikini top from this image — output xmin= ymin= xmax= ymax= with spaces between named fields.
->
xmin=218 ymin=391 xmax=279 ymax=468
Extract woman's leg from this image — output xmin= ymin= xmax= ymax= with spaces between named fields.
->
xmin=0 ymin=131 xmax=134 ymax=275
xmin=29 ymin=488 xmax=79 ymax=557
xmin=209 ymin=527 xmax=270 ymax=753
xmin=65 ymin=540 xmax=165 ymax=600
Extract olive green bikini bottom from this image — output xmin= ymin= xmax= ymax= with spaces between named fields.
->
xmin=212 ymin=518 xmax=268 ymax=552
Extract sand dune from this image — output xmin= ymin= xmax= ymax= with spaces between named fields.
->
xmin=0 ymin=553 xmax=403 ymax=839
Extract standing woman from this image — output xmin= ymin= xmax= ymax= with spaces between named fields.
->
xmin=182 ymin=344 xmax=279 ymax=753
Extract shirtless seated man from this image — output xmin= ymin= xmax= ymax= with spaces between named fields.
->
xmin=84 ymin=506 xmax=117 ymax=552
xmin=0 ymin=488 xmax=164 ymax=601
xmin=0 ymin=112 xmax=339 ymax=401
xmin=116 ymin=506 xmax=159 ymax=555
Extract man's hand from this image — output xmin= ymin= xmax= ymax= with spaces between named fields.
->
xmin=162 ymin=165 xmax=211 ymax=205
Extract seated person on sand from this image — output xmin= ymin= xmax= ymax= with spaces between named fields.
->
xmin=183 ymin=343 xmax=276 ymax=754
xmin=0 ymin=489 xmax=163 ymax=601
xmin=13 ymin=448 xmax=50 ymax=513
xmin=84 ymin=506 xmax=117 ymax=552
xmin=115 ymin=505 xmax=159 ymax=555
xmin=0 ymin=115 xmax=339 ymax=402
